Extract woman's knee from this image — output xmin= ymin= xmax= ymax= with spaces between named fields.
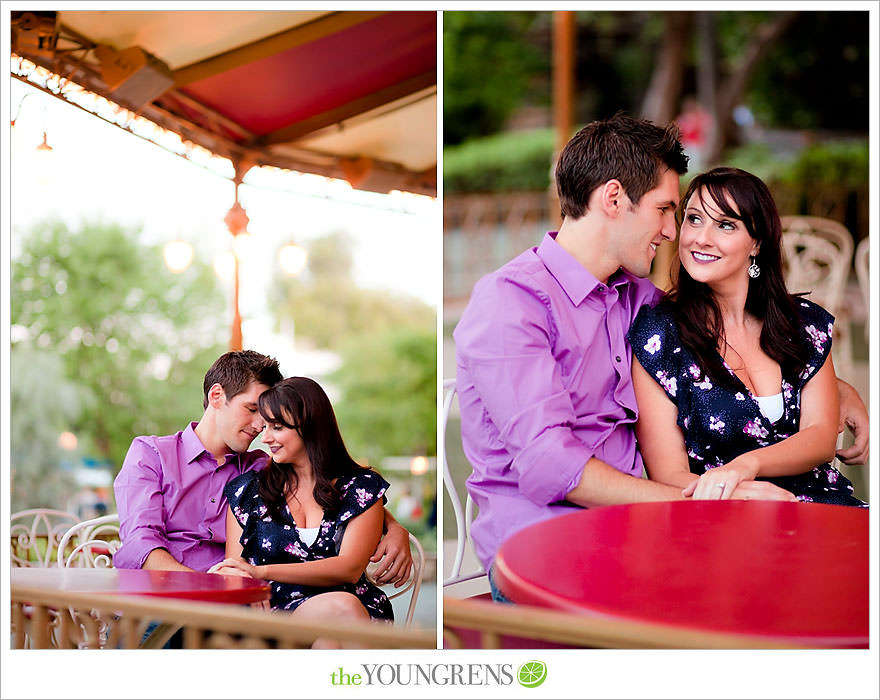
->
xmin=294 ymin=592 xmax=369 ymax=622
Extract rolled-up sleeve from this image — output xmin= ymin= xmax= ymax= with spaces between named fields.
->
xmin=113 ymin=438 xmax=172 ymax=569
xmin=456 ymin=276 xmax=595 ymax=506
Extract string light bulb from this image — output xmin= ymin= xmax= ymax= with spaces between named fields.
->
xmin=163 ymin=240 xmax=193 ymax=273
xmin=213 ymin=250 xmax=235 ymax=281
xmin=279 ymin=241 xmax=307 ymax=276
xmin=410 ymin=456 xmax=429 ymax=475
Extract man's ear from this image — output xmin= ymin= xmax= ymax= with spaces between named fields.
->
xmin=207 ymin=383 xmax=227 ymax=408
xmin=600 ymin=179 xmax=625 ymax=217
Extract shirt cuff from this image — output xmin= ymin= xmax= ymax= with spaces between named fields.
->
xmin=514 ymin=431 xmax=593 ymax=505
xmin=114 ymin=529 xmax=172 ymax=569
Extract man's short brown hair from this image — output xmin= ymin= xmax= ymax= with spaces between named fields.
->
xmin=202 ymin=350 xmax=282 ymax=408
xmin=555 ymin=112 xmax=689 ymax=220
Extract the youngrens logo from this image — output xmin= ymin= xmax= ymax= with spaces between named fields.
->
xmin=330 ymin=661 xmax=547 ymax=688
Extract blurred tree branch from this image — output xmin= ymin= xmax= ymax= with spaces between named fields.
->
xmin=706 ymin=10 xmax=799 ymax=164
xmin=640 ymin=12 xmax=692 ymax=124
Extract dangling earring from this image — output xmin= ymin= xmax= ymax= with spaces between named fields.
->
xmin=748 ymin=256 xmax=761 ymax=279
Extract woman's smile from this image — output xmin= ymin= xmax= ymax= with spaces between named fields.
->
xmin=691 ymin=250 xmax=720 ymax=263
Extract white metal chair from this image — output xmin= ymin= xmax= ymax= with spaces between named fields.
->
xmin=56 ymin=514 xmax=121 ymax=568
xmin=442 ymin=378 xmax=487 ymax=589
xmin=781 ymin=215 xmax=854 ymax=313
xmin=11 ymin=509 xmax=80 ymax=568
xmin=854 ymin=237 xmax=869 ymax=343
xmin=377 ymin=532 xmax=426 ymax=627
xmin=781 ymin=215 xmax=855 ymax=380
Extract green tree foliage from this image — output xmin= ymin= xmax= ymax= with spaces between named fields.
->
xmin=331 ymin=326 xmax=437 ymax=465
xmin=444 ymin=128 xmax=555 ymax=193
xmin=443 ymin=11 xmax=868 ymax=193
xmin=270 ymin=231 xmax=434 ymax=349
xmin=270 ymin=231 xmax=436 ymax=464
xmin=444 ymin=10 xmax=867 ymax=147
xmin=11 ymin=220 xmax=227 ymax=474
xmin=443 ymin=11 xmax=549 ymax=145
xmin=741 ymin=11 xmax=869 ymax=130
xmin=9 ymin=345 xmax=83 ymax=511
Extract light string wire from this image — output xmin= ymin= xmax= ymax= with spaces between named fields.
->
xmin=10 ymin=55 xmax=435 ymax=217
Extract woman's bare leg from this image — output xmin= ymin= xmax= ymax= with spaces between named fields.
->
xmin=293 ymin=591 xmax=371 ymax=649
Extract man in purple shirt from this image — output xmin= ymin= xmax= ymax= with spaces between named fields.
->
xmin=454 ymin=114 xmax=869 ymax=598
xmin=114 ymin=350 xmax=412 ymax=584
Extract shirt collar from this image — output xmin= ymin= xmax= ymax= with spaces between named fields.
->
xmin=183 ymin=421 xmax=214 ymax=466
xmin=537 ymin=232 xmax=634 ymax=306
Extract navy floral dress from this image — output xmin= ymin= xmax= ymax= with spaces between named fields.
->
xmin=223 ymin=468 xmax=395 ymax=619
xmin=628 ymin=298 xmax=865 ymax=507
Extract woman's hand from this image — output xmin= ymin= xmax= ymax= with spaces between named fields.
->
xmin=207 ymin=557 xmax=262 ymax=579
xmin=207 ymin=564 xmax=250 ymax=577
xmin=682 ymin=456 xmax=759 ymax=500
xmin=728 ymin=480 xmax=798 ymax=502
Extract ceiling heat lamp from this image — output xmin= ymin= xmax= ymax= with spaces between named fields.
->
xmin=94 ymin=44 xmax=174 ymax=108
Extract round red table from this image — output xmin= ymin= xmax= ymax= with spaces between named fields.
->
xmin=493 ymin=500 xmax=868 ymax=647
xmin=12 ymin=567 xmax=270 ymax=604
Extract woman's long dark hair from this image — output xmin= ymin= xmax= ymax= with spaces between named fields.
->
xmin=664 ymin=167 xmax=807 ymax=388
xmin=256 ymin=376 xmax=368 ymax=522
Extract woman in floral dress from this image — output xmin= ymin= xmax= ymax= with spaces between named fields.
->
xmin=629 ymin=167 xmax=864 ymax=506
xmin=209 ymin=377 xmax=395 ymax=642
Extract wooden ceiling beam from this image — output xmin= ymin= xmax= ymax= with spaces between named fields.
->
xmin=255 ymin=71 xmax=436 ymax=146
xmin=172 ymin=11 xmax=386 ymax=86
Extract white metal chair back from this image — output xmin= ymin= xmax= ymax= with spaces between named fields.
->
xmin=379 ymin=533 xmax=426 ymax=627
xmin=11 ymin=509 xmax=80 ymax=568
xmin=57 ymin=514 xmax=121 ymax=568
xmin=781 ymin=215 xmax=854 ymax=316
xmin=442 ymin=378 xmax=486 ymax=587
xmin=854 ymin=237 xmax=869 ymax=342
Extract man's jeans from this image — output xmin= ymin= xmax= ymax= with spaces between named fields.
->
xmin=140 ymin=621 xmax=184 ymax=648
xmin=488 ymin=565 xmax=513 ymax=604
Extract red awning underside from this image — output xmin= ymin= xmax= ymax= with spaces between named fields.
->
xmin=179 ymin=12 xmax=436 ymax=137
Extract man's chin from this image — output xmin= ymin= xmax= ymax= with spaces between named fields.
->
xmin=233 ymin=436 xmax=256 ymax=453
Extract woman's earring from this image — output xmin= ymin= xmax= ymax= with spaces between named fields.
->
xmin=748 ymin=256 xmax=761 ymax=279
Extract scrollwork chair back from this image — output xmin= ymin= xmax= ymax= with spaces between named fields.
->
xmin=11 ymin=509 xmax=80 ymax=568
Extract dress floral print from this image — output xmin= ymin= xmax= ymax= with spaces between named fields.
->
xmin=628 ymin=298 xmax=865 ymax=507
xmin=224 ymin=469 xmax=395 ymax=619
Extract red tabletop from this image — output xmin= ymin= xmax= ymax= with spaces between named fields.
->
xmin=12 ymin=567 xmax=270 ymax=605
xmin=493 ymin=500 xmax=868 ymax=647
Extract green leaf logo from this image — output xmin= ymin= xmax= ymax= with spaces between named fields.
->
xmin=517 ymin=660 xmax=547 ymax=688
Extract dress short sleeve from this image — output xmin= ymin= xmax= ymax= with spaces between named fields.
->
xmin=628 ymin=303 xmax=686 ymax=404
xmin=793 ymin=298 xmax=834 ymax=387
xmin=337 ymin=469 xmax=390 ymax=524
xmin=223 ymin=471 xmax=261 ymax=530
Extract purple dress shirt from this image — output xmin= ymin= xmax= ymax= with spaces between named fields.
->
xmin=453 ymin=232 xmax=661 ymax=568
xmin=114 ymin=422 xmax=269 ymax=571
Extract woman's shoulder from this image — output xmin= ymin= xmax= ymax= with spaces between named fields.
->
xmin=224 ymin=470 xmax=259 ymax=502
xmin=791 ymin=297 xmax=834 ymax=372
xmin=339 ymin=468 xmax=390 ymax=496
xmin=631 ymin=300 xmax=677 ymax=334
xmin=792 ymin=296 xmax=834 ymax=330
xmin=629 ymin=300 xmax=681 ymax=352
xmin=336 ymin=468 xmax=390 ymax=523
